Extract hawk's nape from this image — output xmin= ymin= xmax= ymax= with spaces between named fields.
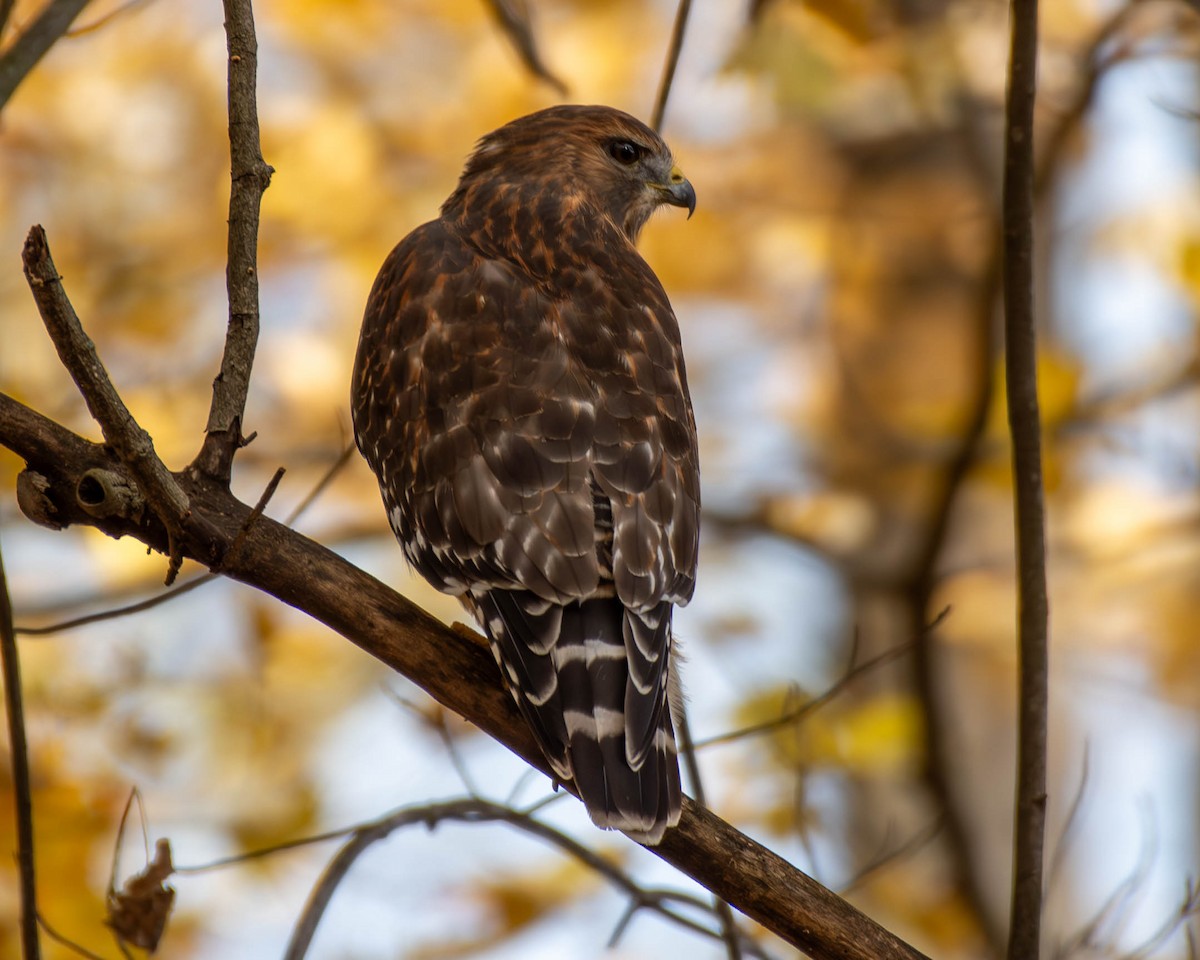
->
xmin=351 ymin=105 xmax=699 ymax=844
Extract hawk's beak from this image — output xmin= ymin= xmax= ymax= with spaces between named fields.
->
xmin=657 ymin=165 xmax=696 ymax=219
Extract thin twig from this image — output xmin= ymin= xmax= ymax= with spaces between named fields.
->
xmin=0 ymin=0 xmax=90 ymax=111
xmin=0 ymin=0 xmax=15 ymax=41
xmin=16 ymin=574 xmax=215 ymax=636
xmin=905 ymin=255 xmax=1003 ymax=953
xmin=1046 ymin=743 xmax=1089 ymax=892
xmin=218 ymin=465 xmax=284 ymax=568
xmin=20 ymin=226 xmax=201 ymax=584
xmin=35 ymin=913 xmax=107 ymax=960
xmin=382 ymin=687 xmax=482 ymax=796
xmin=0 ymin=533 xmax=40 ymax=959
xmin=107 ymin=789 xmax=143 ymax=897
xmin=175 ymin=824 xmax=355 ymax=874
xmin=285 ymin=443 xmax=354 ymax=524
xmin=1124 ymin=876 xmax=1200 ymax=960
xmin=17 ymin=445 xmax=352 ymax=636
xmin=192 ymin=0 xmax=274 ymax=483
xmin=279 ymin=798 xmax=771 ymax=960
xmin=1035 ymin=0 xmax=1145 ymax=200
xmin=1002 ymin=0 xmax=1048 ymax=956
xmin=650 ymin=0 xmax=692 ymax=131
xmin=481 ymin=0 xmax=566 ymax=94
xmin=66 ymin=0 xmax=149 ymax=37
xmin=839 ymin=818 xmax=944 ymax=895
xmin=1053 ymin=812 xmax=1158 ymax=958
xmin=696 ymin=631 xmax=928 ymax=750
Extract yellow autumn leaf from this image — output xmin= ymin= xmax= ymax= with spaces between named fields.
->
xmin=828 ymin=694 xmax=923 ymax=774
xmin=1176 ymin=234 xmax=1200 ymax=305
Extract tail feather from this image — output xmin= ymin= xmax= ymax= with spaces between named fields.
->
xmin=621 ymin=602 xmax=671 ymax=768
xmin=477 ymin=589 xmax=682 ymax=843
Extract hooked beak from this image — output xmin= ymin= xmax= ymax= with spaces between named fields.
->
xmin=656 ymin=165 xmax=696 ymax=219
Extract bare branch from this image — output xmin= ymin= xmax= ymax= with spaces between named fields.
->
xmin=182 ymin=795 xmax=770 ymax=956
xmin=696 ymin=633 xmax=924 ymax=750
xmin=36 ymin=913 xmax=107 ymax=960
xmin=65 ymin=0 xmax=150 ymax=37
xmin=0 ymin=0 xmax=91 ymax=111
xmin=16 ymin=573 xmax=215 ymax=636
xmin=0 ymin=0 xmax=15 ymax=40
xmin=191 ymin=0 xmax=274 ymax=483
xmin=907 ymin=312 xmax=1003 ymax=949
xmin=1035 ymin=0 xmax=1146 ymax=201
xmin=1002 ymin=0 xmax=1049 ymax=956
xmin=285 ymin=443 xmax=354 ymax=524
xmin=482 ymin=0 xmax=567 ymax=94
xmin=1053 ymin=813 xmax=1158 ymax=959
xmin=839 ymin=819 xmax=944 ymax=896
xmin=1124 ymin=876 xmax=1200 ymax=960
xmin=20 ymin=226 xmax=203 ymax=583
xmin=0 ymin=387 xmax=929 ymax=960
xmin=20 ymin=228 xmax=190 ymax=525
xmin=16 ymin=443 xmax=352 ymax=637
xmin=174 ymin=825 xmax=355 ymax=874
xmin=0 ymin=533 xmax=39 ymax=958
xmin=650 ymin=0 xmax=692 ymax=132
xmin=1046 ymin=744 xmax=1090 ymax=893
xmin=281 ymin=797 xmax=771 ymax=960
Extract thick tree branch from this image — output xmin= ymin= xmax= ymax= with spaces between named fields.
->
xmin=0 ymin=534 xmax=39 ymax=959
xmin=0 ymin=389 xmax=928 ymax=960
xmin=1002 ymin=0 xmax=1048 ymax=957
xmin=192 ymin=0 xmax=273 ymax=483
xmin=0 ymin=0 xmax=90 ymax=111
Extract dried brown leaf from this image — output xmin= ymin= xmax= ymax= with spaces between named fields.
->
xmin=107 ymin=837 xmax=175 ymax=953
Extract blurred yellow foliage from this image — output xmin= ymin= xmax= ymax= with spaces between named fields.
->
xmin=731 ymin=686 xmax=921 ymax=775
xmin=1 ymin=0 xmax=1197 ymax=957
xmin=473 ymin=857 xmax=601 ymax=935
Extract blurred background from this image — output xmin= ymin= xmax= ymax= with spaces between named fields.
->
xmin=2 ymin=0 xmax=1200 ymax=957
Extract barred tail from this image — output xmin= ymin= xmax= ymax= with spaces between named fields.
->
xmin=477 ymin=591 xmax=682 ymax=844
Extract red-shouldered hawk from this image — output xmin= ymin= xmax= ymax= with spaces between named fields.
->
xmin=351 ymin=105 xmax=699 ymax=844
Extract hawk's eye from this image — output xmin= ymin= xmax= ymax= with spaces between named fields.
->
xmin=607 ymin=140 xmax=643 ymax=165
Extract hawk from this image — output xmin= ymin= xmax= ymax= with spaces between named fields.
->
xmin=351 ymin=105 xmax=699 ymax=844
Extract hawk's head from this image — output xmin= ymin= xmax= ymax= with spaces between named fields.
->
xmin=444 ymin=104 xmax=696 ymax=243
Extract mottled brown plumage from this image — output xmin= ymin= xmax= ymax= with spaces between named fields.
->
xmin=351 ymin=105 xmax=699 ymax=844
